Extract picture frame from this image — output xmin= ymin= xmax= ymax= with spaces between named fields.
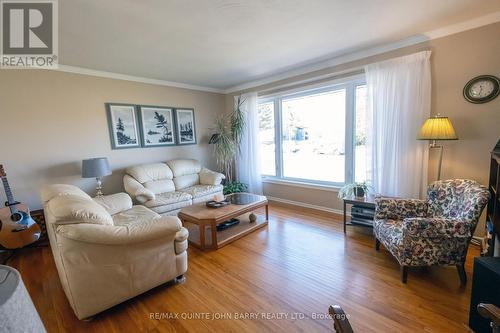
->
xmin=105 ymin=103 xmax=141 ymax=149
xmin=175 ymin=108 xmax=197 ymax=145
xmin=138 ymin=105 xmax=176 ymax=147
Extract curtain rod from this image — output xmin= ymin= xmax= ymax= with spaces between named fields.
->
xmin=254 ymin=48 xmax=431 ymax=97
xmin=257 ymin=67 xmax=364 ymax=97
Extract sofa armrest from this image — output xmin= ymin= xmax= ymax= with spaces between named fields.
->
xmin=375 ymin=198 xmax=428 ymax=220
xmin=93 ymin=192 xmax=132 ymax=215
xmin=402 ymin=217 xmax=471 ymax=238
xmin=174 ymin=227 xmax=189 ymax=254
xmin=199 ymin=168 xmax=225 ymax=185
xmin=56 ymin=216 xmax=182 ymax=245
xmin=175 ymin=227 xmax=189 ymax=242
xmin=123 ymin=174 xmax=156 ymax=203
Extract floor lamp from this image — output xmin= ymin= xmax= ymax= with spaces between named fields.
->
xmin=418 ymin=115 xmax=458 ymax=180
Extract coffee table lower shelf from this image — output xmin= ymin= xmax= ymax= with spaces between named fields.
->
xmin=183 ymin=213 xmax=268 ymax=250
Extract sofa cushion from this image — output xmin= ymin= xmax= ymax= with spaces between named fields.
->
xmin=46 ymin=194 xmax=113 ymax=225
xmin=166 ymin=159 xmax=201 ymax=177
xmin=126 ymin=163 xmax=173 ymax=183
xmin=199 ymin=168 xmax=225 ymax=185
xmin=40 ymin=184 xmax=91 ymax=203
xmin=149 ymin=201 xmax=192 ymax=214
xmin=173 ymin=174 xmax=200 ymax=190
xmin=93 ymin=193 xmax=133 ymax=215
xmin=112 ymin=205 xmax=160 ymax=226
xmin=143 ymin=179 xmax=175 ymax=194
xmin=178 ymin=184 xmax=223 ymax=199
xmin=144 ymin=191 xmax=192 ymax=209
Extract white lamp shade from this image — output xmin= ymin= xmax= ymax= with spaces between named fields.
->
xmin=82 ymin=158 xmax=112 ymax=178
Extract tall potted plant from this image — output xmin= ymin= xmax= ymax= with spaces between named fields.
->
xmin=212 ymin=96 xmax=247 ymax=194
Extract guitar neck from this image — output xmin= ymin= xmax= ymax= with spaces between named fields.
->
xmin=1 ymin=176 xmax=18 ymax=213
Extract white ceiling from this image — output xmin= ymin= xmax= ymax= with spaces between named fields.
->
xmin=59 ymin=0 xmax=500 ymax=91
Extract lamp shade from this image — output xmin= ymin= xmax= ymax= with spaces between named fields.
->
xmin=417 ymin=116 xmax=458 ymax=140
xmin=0 ymin=265 xmax=46 ymax=332
xmin=82 ymin=158 xmax=112 ymax=178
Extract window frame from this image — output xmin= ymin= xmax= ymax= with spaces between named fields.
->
xmin=258 ymin=74 xmax=366 ymax=187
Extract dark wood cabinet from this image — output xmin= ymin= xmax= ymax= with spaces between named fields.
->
xmin=469 ymin=257 xmax=500 ymax=332
xmin=486 ymin=140 xmax=500 ymax=256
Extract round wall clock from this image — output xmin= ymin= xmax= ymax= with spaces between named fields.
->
xmin=463 ymin=75 xmax=500 ymax=104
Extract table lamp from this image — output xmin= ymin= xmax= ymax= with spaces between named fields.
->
xmin=82 ymin=157 xmax=112 ymax=197
xmin=417 ymin=114 xmax=458 ymax=180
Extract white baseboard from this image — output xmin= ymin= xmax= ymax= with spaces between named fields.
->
xmin=266 ymin=196 xmax=348 ymax=216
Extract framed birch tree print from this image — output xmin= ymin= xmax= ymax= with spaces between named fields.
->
xmin=175 ymin=108 xmax=197 ymax=145
xmin=138 ymin=105 xmax=176 ymax=147
xmin=105 ymin=103 xmax=141 ymax=149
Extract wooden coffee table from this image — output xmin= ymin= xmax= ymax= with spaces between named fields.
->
xmin=178 ymin=193 xmax=268 ymax=250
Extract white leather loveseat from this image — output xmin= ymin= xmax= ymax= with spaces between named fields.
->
xmin=41 ymin=184 xmax=188 ymax=320
xmin=123 ymin=159 xmax=225 ymax=215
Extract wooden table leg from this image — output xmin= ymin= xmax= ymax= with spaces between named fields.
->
xmin=343 ymin=200 xmax=347 ymax=234
xmin=265 ymin=204 xmax=269 ymax=221
xmin=211 ymin=222 xmax=218 ymax=249
xmin=199 ymin=223 xmax=205 ymax=249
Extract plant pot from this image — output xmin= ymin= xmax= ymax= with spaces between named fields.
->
xmin=354 ymin=187 xmax=365 ymax=198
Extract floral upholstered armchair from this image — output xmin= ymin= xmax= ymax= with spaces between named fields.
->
xmin=373 ymin=179 xmax=490 ymax=284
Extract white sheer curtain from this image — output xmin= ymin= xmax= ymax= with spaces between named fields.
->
xmin=235 ymin=92 xmax=263 ymax=195
xmin=365 ymin=51 xmax=431 ymax=198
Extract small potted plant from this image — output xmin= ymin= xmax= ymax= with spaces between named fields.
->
xmin=223 ymin=181 xmax=248 ymax=195
xmin=337 ymin=182 xmax=373 ymax=199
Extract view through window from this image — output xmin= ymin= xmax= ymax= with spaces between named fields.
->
xmin=258 ymin=78 xmax=368 ymax=186
xmin=281 ymin=89 xmax=346 ymax=183
xmin=257 ymin=101 xmax=276 ymax=176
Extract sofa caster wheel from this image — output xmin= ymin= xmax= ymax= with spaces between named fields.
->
xmin=176 ymin=274 xmax=186 ymax=284
xmin=375 ymin=239 xmax=380 ymax=251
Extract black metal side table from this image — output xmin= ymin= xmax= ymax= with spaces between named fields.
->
xmin=342 ymin=196 xmax=376 ymax=233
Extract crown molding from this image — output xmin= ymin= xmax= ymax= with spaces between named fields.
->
xmin=223 ymin=35 xmax=426 ymax=94
xmin=224 ymin=11 xmax=500 ymax=94
xmin=52 ymin=65 xmax=225 ymax=94
xmin=424 ymin=10 xmax=500 ymax=39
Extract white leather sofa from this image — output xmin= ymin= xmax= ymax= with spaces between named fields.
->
xmin=123 ymin=159 xmax=225 ymax=215
xmin=41 ymin=184 xmax=188 ymax=320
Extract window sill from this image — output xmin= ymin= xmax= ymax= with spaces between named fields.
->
xmin=261 ymin=177 xmax=341 ymax=192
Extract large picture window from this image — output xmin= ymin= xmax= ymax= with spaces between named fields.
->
xmin=258 ymin=76 xmax=367 ymax=186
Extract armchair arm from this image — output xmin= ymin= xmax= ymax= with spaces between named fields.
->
xmin=199 ymin=168 xmax=225 ymax=185
xmin=56 ymin=216 xmax=182 ymax=245
xmin=123 ymin=175 xmax=156 ymax=203
xmin=402 ymin=217 xmax=471 ymax=238
xmin=174 ymin=227 xmax=189 ymax=254
xmin=175 ymin=227 xmax=188 ymax=243
xmin=375 ymin=198 xmax=428 ymax=220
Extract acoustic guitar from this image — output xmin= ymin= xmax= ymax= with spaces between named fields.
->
xmin=0 ymin=165 xmax=41 ymax=249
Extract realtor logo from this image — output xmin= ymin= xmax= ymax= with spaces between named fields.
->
xmin=1 ymin=0 xmax=58 ymax=68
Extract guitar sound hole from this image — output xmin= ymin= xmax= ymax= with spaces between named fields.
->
xmin=10 ymin=212 xmax=23 ymax=222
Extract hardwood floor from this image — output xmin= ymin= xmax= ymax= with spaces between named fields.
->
xmin=11 ymin=203 xmax=478 ymax=332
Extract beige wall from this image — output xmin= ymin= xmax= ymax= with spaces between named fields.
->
xmin=0 ymin=70 xmax=225 ymax=209
xmin=228 ymin=22 xmax=500 ymax=217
